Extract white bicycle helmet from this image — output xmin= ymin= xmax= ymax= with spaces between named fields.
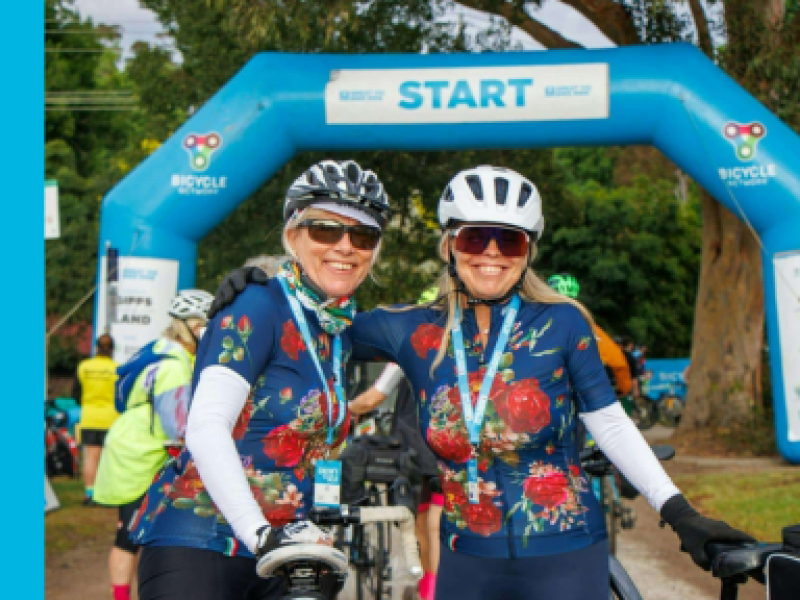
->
xmin=168 ymin=289 xmax=213 ymax=321
xmin=284 ymin=159 xmax=392 ymax=229
xmin=438 ymin=165 xmax=544 ymax=239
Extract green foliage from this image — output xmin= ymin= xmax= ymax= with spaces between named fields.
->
xmin=48 ymin=0 xmax=713 ymax=361
xmin=542 ymin=177 xmax=702 ymax=356
xmin=45 ymin=1 xmax=135 ymax=327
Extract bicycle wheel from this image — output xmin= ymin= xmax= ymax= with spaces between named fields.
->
xmin=609 ymin=555 xmax=644 ymax=600
xmin=656 ymin=395 xmax=683 ymax=428
xmin=354 ymin=523 xmax=383 ymax=600
xmin=629 ymin=396 xmax=656 ymax=430
xmin=603 ymin=477 xmax=618 ymax=556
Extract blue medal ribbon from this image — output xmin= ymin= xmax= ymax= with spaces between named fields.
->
xmin=278 ymin=277 xmax=346 ymax=445
xmin=451 ymin=295 xmax=521 ymax=445
xmin=452 ymin=295 xmax=520 ymax=504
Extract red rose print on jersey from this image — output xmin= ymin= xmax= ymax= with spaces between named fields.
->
xmin=427 ymin=427 xmax=472 ymax=463
xmin=280 ymin=320 xmax=306 ymax=360
xmin=263 ymin=424 xmax=305 ymax=467
xmin=447 ymin=368 xmax=507 ymax=412
xmin=232 ymin=398 xmax=256 ymax=440
xmin=411 ymin=323 xmax=443 ymax=359
xmin=442 ymin=478 xmax=468 ymax=514
xmin=262 ymin=502 xmax=297 ymax=528
xmin=494 ymin=378 xmax=550 ymax=434
xmin=523 ymin=470 xmax=570 ymax=508
xmin=465 ymin=497 xmax=503 ymax=536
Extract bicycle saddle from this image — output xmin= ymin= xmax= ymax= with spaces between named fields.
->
xmin=708 ymin=542 xmax=783 ymax=582
xmin=256 ymin=543 xmax=348 ymax=579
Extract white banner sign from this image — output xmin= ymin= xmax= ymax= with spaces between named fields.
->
xmin=45 ymin=181 xmax=60 ymax=239
xmin=325 ymin=64 xmax=609 ymax=124
xmin=774 ymin=251 xmax=800 ymax=442
xmin=45 ymin=474 xmax=60 ymax=513
xmin=96 ymin=256 xmax=179 ymax=363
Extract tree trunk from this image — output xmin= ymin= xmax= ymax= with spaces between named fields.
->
xmin=681 ymin=193 xmax=764 ymax=430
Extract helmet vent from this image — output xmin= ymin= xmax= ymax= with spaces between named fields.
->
xmin=519 ymin=183 xmax=532 ymax=208
xmin=443 ymin=186 xmax=454 ymax=202
xmin=346 ymin=162 xmax=360 ymax=185
xmin=465 ymin=175 xmax=483 ymax=201
xmin=494 ymin=178 xmax=509 ymax=206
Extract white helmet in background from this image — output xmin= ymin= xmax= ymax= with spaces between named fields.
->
xmin=438 ymin=165 xmax=545 ymax=239
xmin=169 ymin=289 xmax=213 ymax=321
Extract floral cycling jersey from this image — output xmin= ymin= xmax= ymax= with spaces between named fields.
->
xmin=130 ymin=281 xmax=351 ymax=558
xmin=349 ymin=300 xmax=617 ymax=558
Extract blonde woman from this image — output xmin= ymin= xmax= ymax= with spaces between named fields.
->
xmin=130 ymin=160 xmax=391 ymax=600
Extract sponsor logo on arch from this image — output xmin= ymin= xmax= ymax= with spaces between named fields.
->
xmin=325 ymin=64 xmax=609 ymax=124
xmin=171 ymin=131 xmax=228 ymax=195
xmin=718 ymin=120 xmax=777 ymax=187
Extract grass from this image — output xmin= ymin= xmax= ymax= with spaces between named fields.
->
xmin=672 ymin=470 xmax=800 ymax=541
xmin=46 ymin=477 xmax=118 ymax=561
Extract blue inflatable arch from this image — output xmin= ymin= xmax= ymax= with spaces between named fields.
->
xmin=96 ymin=43 xmax=800 ymax=462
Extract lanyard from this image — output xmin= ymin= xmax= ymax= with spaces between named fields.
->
xmin=277 ymin=277 xmax=345 ymax=444
xmin=451 ymin=295 xmax=520 ymax=445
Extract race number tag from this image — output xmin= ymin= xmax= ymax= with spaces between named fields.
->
xmin=314 ymin=460 xmax=342 ymax=508
xmin=467 ymin=458 xmax=479 ymax=504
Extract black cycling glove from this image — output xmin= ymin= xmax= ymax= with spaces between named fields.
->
xmin=660 ymin=494 xmax=755 ymax=570
xmin=208 ymin=267 xmax=270 ymax=319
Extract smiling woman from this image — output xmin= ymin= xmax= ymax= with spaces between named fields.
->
xmin=129 ymin=159 xmax=392 ymax=600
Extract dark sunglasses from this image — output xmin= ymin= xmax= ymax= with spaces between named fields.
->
xmin=296 ymin=219 xmax=382 ymax=251
xmin=451 ymin=225 xmax=529 ymax=257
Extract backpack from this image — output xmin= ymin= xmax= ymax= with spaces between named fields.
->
xmin=114 ymin=340 xmax=174 ymax=414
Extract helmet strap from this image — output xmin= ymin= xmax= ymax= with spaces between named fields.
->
xmin=447 ymin=253 xmax=528 ymax=307
xmin=448 ymin=241 xmax=534 ymax=306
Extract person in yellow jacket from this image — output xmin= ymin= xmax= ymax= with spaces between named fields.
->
xmin=74 ymin=334 xmax=119 ymax=505
xmin=94 ymin=289 xmax=212 ymax=600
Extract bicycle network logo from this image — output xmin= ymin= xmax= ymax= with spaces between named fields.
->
xmin=171 ymin=131 xmax=227 ymax=196
xmin=183 ymin=132 xmax=222 ymax=171
xmin=723 ymin=121 xmax=766 ymax=162
xmin=718 ymin=120 xmax=776 ymax=188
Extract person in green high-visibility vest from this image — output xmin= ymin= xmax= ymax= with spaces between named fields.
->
xmin=94 ymin=290 xmax=212 ymax=600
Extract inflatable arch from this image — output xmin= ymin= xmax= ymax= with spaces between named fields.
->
xmin=96 ymin=43 xmax=800 ymax=462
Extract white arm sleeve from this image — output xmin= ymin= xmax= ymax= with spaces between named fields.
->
xmin=373 ymin=363 xmax=404 ymax=396
xmin=580 ymin=402 xmax=680 ymax=512
xmin=186 ymin=365 xmax=269 ymax=554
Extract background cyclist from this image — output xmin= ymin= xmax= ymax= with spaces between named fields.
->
xmin=93 ymin=290 xmax=212 ymax=600
xmin=130 ymin=160 xmax=391 ymax=600
xmin=73 ymin=333 xmax=118 ymax=506
xmin=545 ymin=274 xmax=635 ymax=411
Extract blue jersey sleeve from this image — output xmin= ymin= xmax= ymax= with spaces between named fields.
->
xmin=349 ymin=308 xmax=406 ymax=363
xmin=563 ymin=306 xmax=617 ymax=413
xmin=193 ymin=284 xmax=277 ymax=390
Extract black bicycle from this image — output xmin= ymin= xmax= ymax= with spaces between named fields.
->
xmin=580 ymin=444 xmax=676 ymax=599
xmin=707 ymin=525 xmax=800 ymax=600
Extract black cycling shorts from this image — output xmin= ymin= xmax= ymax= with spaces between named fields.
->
xmin=138 ymin=546 xmax=286 ymax=600
xmin=115 ymin=495 xmax=145 ymax=554
xmin=82 ymin=428 xmax=108 ymax=446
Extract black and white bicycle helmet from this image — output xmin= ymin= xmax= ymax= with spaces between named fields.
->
xmin=284 ymin=160 xmax=392 ymax=229
xmin=168 ymin=289 xmax=213 ymax=321
xmin=438 ymin=165 xmax=544 ymax=239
